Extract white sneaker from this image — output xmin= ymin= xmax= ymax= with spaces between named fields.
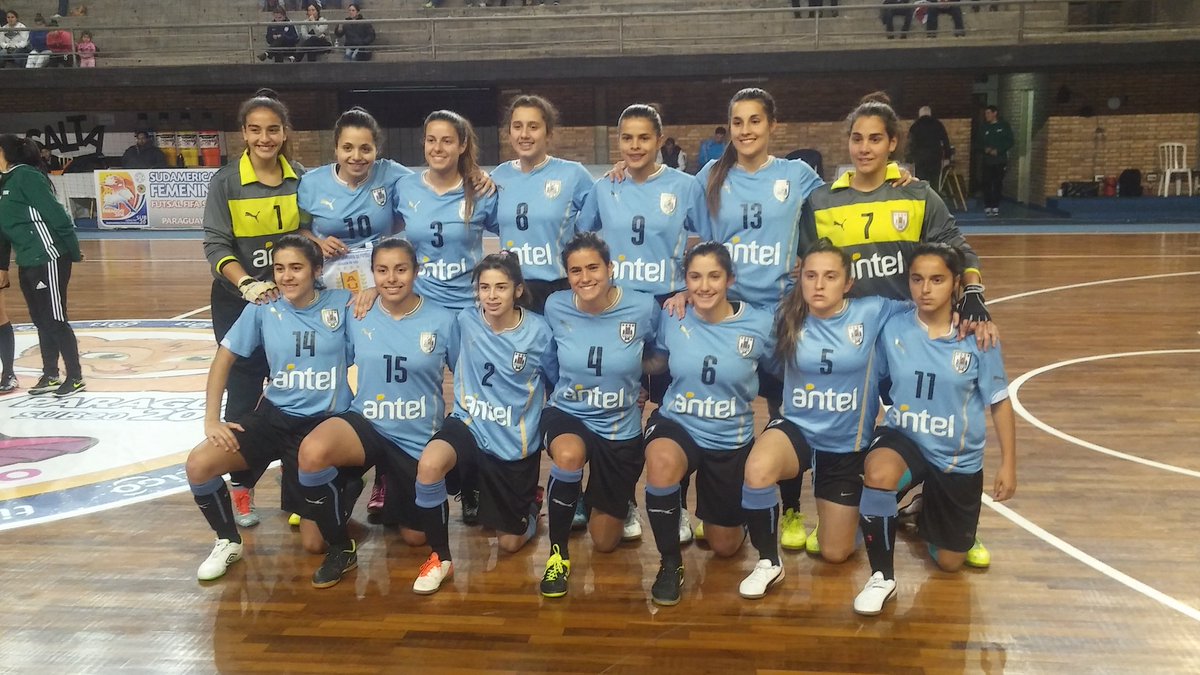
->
xmin=853 ymin=571 xmax=897 ymax=615
xmin=738 ymin=559 xmax=784 ymax=599
xmin=197 ymin=539 xmax=243 ymax=581
xmin=622 ymin=502 xmax=642 ymax=541
xmin=678 ymin=507 xmax=694 ymax=544
xmin=413 ymin=552 xmax=453 ymax=594
xmin=230 ymin=486 xmax=260 ymax=528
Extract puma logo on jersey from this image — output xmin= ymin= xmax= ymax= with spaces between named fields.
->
xmin=361 ymin=327 xmax=375 ymax=340
xmin=833 ymin=219 xmax=846 ymax=229
xmin=320 ymin=198 xmax=336 ymax=210
xmin=244 ymin=210 xmax=261 ymax=222
xmin=408 ymin=200 xmax=421 ymax=210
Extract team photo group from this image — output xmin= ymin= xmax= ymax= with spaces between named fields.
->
xmin=182 ymin=84 xmax=1017 ymax=618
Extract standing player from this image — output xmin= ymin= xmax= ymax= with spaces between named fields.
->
xmin=737 ymin=239 xmax=905 ymax=598
xmin=538 ymin=232 xmax=659 ymax=598
xmin=0 ymin=134 xmax=83 ymax=397
xmin=411 ymin=252 xmax=557 ymax=595
xmin=491 ymin=95 xmax=593 ymax=313
xmin=185 ymin=236 xmax=353 ymax=581
xmin=641 ymin=242 xmax=774 ymax=606
xmin=853 ymin=243 xmax=1015 ymax=615
xmin=202 ymin=89 xmax=305 ymax=528
xmin=296 ymin=239 xmax=459 ymax=588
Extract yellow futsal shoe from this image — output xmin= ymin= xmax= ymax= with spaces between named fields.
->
xmin=692 ymin=519 xmax=705 ymax=542
xmin=779 ymin=508 xmax=807 ymax=550
xmin=965 ymin=537 xmax=991 ymax=568
xmin=288 ymin=512 xmax=302 ymax=527
xmin=805 ymin=524 xmax=821 ymax=555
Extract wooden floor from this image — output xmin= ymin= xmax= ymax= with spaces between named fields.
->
xmin=2 ymin=232 xmax=1200 ymax=673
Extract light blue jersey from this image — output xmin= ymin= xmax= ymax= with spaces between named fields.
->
xmin=298 ymin=159 xmax=412 ymax=248
xmin=782 ymin=296 xmax=909 ymax=454
xmin=349 ymin=298 xmax=459 ymax=460
xmin=394 ymin=172 xmax=499 ymax=311
xmin=544 ymin=287 xmax=659 ymax=441
xmin=221 ymin=289 xmax=353 ymax=417
xmin=653 ymin=302 xmax=774 ymax=450
xmin=452 ymin=308 xmax=559 ymax=461
xmin=576 ymin=166 xmax=709 ymax=297
xmin=492 ymin=157 xmax=593 ymax=282
xmin=696 ymin=157 xmax=823 ymax=310
xmin=879 ymin=307 xmax=1009 ymax=474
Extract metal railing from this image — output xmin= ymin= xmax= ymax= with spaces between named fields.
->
xmin=3 ymin=0 xmax=1193 ymax=67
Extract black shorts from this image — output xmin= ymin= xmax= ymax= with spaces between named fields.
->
xmin=339 ymin=411 xmax=422 ymax=530
xmin=432 ymin=416 xmax=541 ymax=535
xmin=541 ymin=406 xmax=643 ymax=519
xmin=644 ymin=409 xmax=750 ymax=528
xmin=869 ymin=427 xmax=982 ymax=553
xmin=525 ymin=278 xmax=570 ymax=315
xmin=642 ymin=290 xmax=681 ymax=405
xmin=232 ymin=399 xmax=329 ymax=517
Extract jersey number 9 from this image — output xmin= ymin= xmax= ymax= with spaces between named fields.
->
xmin=631 ymin=216 xmax=646 ymax=246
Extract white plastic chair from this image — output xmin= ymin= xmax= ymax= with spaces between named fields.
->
xmin=1158 ymin=143 xmax=1193 ymax=196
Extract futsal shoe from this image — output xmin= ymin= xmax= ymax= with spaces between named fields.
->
xmin=965 ymin=538 xmax=991 ymax=568
xmin=0 ymin=373 xmax=18 ymax=394
xmin=367 ymin=476 xmax=386 ymax=515
xmin=312 ymin=540 xmax=358 ymax=588
xmin=853 ymin=571 xmax=897 ymax=616
xmin=540 ymin=544 xmax=571 ymax=598
xmin=692 ymin=519 xmax=705 ymax=542
xmin=197 ymin=539 xmax=243 ymax=581
xmin=230 ymin=486 xmax=260 ymax=528
xmin=571 ymin=497 xmax=588 ymax=530
xmin=413 ymin=552 xmax=453 ymax=594
xmin=53 ymin=377 xmax=86 ymax=398
xmin=622 ymin=501 xmax=642 ymax=541
xmin=288 ymin=513 xmax=302 ymax=527
xmin=651 ymin=563 xmax=684 ymax=606
xmin=739 ymin=559 xmax=785 ymax=599
xmin=805 ymin=524 xmax=821 ymax=555
xmin=779 ymin=508 xmax=807 ymax=550
xmin=27 ymin=374 xmax=62 ymax=396
xmin=678 ymin=508 xmax=694 ymax=544
xmin=898 ymin=492 xmax=924 ymax=527
xmin=460 ymin=489 xmax=480 ymax=526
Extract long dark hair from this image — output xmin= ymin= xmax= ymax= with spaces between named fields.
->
xmin=473 ymin=250 xmax=530 ymax=308
xmin=682 ymin=240 xmax=735 ymax=279
xmin=424 ymin=110 xmax=481 ymax=223
xmin=774 ymin=239 xmax=851 ymax=366
xmin=706 ymin=88 xmax=777 ymax=217
xmin=0 ymin=134 xmax=45 ymax=172
xmin=272 ymin=234 xmax=324 ymax=284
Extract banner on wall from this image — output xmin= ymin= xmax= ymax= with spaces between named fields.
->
xmin=93 ymin=168 xmax=217 ymax=229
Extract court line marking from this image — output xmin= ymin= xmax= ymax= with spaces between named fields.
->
xmin=988 ymin=270 xmax=1200 ymax=306
xmin=983 ymin=494 xmax=1200 ymax=623
xmin=1009 ymin=349 xmax=1200 ymax=479
xmin=170 ymin=306 xmax=211 ymax=320
xmin=981 ymin=254 xmax=1200 ymax=259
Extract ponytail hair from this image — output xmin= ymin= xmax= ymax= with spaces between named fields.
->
xmin=773 ymin=239 xmax=851 ymax=366
xmin=238 ymin=87 xmax=294 ymax=160
xmin=334 ymin=106 xmax=383 ymax=148
xmin=846 ymin=90 xmax=900 ymax=141
xmin=0 ymin=134 xmax=46 ymax=172
xmin=617 ymin=104 xmax=663 ymax=137
xmin=706 ymin=88 xmax=777 ymax=217
xmin=473 ymin=250 xmax=530 ymax=308
xmin=682 ymin=240 xmax=735 ymax=280
xmin=424 ymin=110 xmax=481 ymax=224
xmin=371 ymin=237 xmax=418 ymax=269
xmin=909 ymin=242 xmax=966 ymax=303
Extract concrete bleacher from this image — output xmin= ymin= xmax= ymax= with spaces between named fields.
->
xmin=0 ymin=0 xmax=1184 ymax=67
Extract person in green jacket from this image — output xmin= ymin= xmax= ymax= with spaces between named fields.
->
xmin=0 ymin=134 xmax=84 ymax=397
xmin=976 ymin=105 xmax=1013 ymax=217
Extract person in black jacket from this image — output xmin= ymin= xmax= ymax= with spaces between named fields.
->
xmin=906 ymin=105 xmax=951 ymax=187
xmin=259 ymin=8 xmax=299 ymax=63
xmin=335 ymin=3 xmax=375 ymax=62
xmin=121 ymin=131 xmax=168 ymax=169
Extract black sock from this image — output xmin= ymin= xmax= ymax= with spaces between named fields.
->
xmin=859 ymin=486 xmax=898 ymax=579
xmin=229 ymin=466 xmax=266 ymax=491
xmin=416 ymin=479 xmax=451 ymax=561
xmin=0 ymin=322 xmax=13 ymax=377
xmin=742 ymin=484 xmax=780 ymax=565
xmin=546 ymin=464 xmax=583 ymax=559
xmin=299 ymin=467 xmax=350 ymax=548
xmin=678 ymin=475 xmax=690 ymax=511
xmin=191 ymin=477 xmax=241 ymax=543
xmin=645 ymin=484 xmax=682 ymax=568
xmin=777 ymin=476 xmax=802 ymax=513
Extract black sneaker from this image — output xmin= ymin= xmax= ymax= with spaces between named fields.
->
xmin=0 ymin=373 xmax=18 ymax=395
xmin=53 ymin=378 xmax=87 ymax=398
xmin=460 ymin=489 xmax=480 ymax=526
xmin=539 ymin=544 xmax=570 ymax=598
xmin=312 ymin=540 xmax=358 ymax=588
xmin=651 ymin=563 xmax=684 ymax=606
xmin=28 ymin=374 xmax=62 ymax=396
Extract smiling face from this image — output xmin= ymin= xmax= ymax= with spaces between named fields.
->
xmin=424 ymin=119 xmax=465 ymax=175
xmin=618 ymin=115 xmax=661 ymax=175
xmin=273 ymin=247 xmax=319 ymax=305
xmin=685 ymin=253 xmax=734 ymax=314
xmin=372 ymin=246 xmax=417 ymax=307
xmin=729 ymin=99 xmax=774 ymax=163
xmin=476 ymin=268 xmax=520 ymax=322
xmin=800 ymin=251 xmax=853 ymax=319
xmin=242 ymin=107 xmax=286 ymax=164
xmin=509 ymin=105 xmax=550 ymax=165
xmin=565 ymin=247 xmax=613 ymax=308
xmin=849 ymin=114 xmax=897 ymax=177
xmin=335 ymin=125 xmax=377 ymax=184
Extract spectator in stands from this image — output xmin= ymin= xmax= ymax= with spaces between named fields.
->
xmin=122 ymin=131 xmax=168 ymax=169
xmin=906 ymin=105 xmax=950 ymax=186
xmin=661 ymin=137 xmax=687 ymax=172
xmin=259 ymin=8 xmax=300 ymax=62
xmin=926 ymin=0 xmax=965 ymax=38
xmin=45 ymin=19 xmax=74 ymax=67
xmin=0 ymin=11 xmax=31 ymax=68
xmin=795 ymin=0 xmax=837 ymax=18
xmin=296 ymin=3 xmax=332 ymax=62
xmin=25 ymin=14 xmax=50 ymax=68
xmin=37 ymin=143 xmax=65 ymax=173
xmin=76 ymin=30 xmax=95 ymax=67
xmin=976 ymin=104 xmax=1013 ymax=217
xmin=697 ymin=126 xmax=727 ymax=168
xmin=881 ymin=0 xmax=912 ymax=39
xmin=53 ymin=2 xmax=70 ymax=20
xmin=334 ymin=3 xmax=374 ymax=61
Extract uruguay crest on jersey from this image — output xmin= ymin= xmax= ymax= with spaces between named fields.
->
xmin=737 ymin=334 xmax=755 ymax=357
xmin=544 ymin=179 xmax=561 ymax=200
xmin=660 ymin=192 xmax=677 ymax=215
xmin=952 ymin=349 xmax=972 ymax=374
xmin=892 ymin=210 xmax=909 ymax=232
xmin=419 ymin=331 xmax=437 ymax=354
xmin=619 ymin=321 xmax=637 ymax=344
xmin=847 ymin=322 xmax=864 ymax=346
xmin=322 ymin=308 xmax=341 ymax=330
xmin=512 ymin=351 xmax=528 ymax=372
xmin=773 ymin=179 xmax=789 ymax=202
xmin=372 ymin=187 xmax=387 ymax=206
